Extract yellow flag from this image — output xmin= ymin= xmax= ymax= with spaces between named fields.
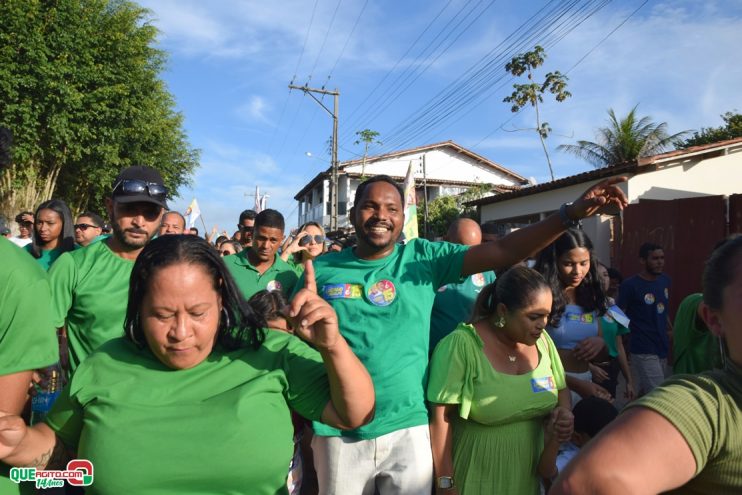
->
xmin=402 ymin=161 xmax=418 ymax=241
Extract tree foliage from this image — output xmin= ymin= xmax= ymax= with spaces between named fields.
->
xmin=503 ymin=45 xmax=571 ymax=181
xmin=678 ymin=111 xmax=742 ymax=148
xmin=557 ymin=106 xmax=688 ymax=168
xmin=0 ymin=0 xmax=199 ymax=218
xmin=417 ymin=184 xmax=489 ymax=239
xmin=354 ymin=129 xmax=382 ymax=178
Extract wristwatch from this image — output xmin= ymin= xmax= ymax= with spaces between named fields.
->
xmin=559 ymin=202 xmax=582 ymax=228
xmin=436 ymin=476 xmax=455 ymax=489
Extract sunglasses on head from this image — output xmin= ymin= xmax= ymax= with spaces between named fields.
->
xmin=299 ymin=234 xmax=325 ymax=247
xmin=113 ymin=179 xmax=167 ymax=200
xmin=74 ymin=223 xmax=99 ymax=231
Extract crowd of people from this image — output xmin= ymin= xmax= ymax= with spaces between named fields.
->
xmin=1 ymin=125 xmax=741 ymax=494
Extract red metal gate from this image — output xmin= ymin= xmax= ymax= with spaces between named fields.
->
xmin=617 ymin=196 xmax=726 ymax=320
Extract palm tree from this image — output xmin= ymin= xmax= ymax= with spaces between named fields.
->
xmin=558 ymin=106 xmax=689 ymax=168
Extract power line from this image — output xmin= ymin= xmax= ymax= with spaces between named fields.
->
xmin=325 ymin=0 xmax=369 ymax=82
xmin=306 ymin=0 xmax=344 ymax=83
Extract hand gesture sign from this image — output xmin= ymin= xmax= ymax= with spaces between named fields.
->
xmin=569 ymin=176 xmax=629 ymax=219
xmin=288 ymin=260 xmax=340 ymax=351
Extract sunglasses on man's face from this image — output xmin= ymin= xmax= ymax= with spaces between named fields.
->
xmin=299 ymin=234 xmax=325 ymax=247
xmin=74 ymin=223 xmax=99 ymax=231
xmin=113 ymin=179 xmax=167 ymax=200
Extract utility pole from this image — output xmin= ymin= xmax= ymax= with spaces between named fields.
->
xmin=289 ymin=84 xmax=340 ymax=231
xmin=422 ymin=154 xmax=429 ymax=239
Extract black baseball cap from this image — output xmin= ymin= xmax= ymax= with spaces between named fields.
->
xmin=111 ymin=166 xmax=168 ymax=209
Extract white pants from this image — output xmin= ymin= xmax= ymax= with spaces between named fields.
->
xmin=311 ymin=424 xmax=433 ymax=495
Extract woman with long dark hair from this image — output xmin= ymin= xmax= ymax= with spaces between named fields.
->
xmin=428 ymin=266 xmax=572 ymax=494
xmin=534 ymin=228 xmax=611 ymax=405
xmin=24 ymin=199 xmax=75 ymax=270
xmin=0 ymin=235 xmax=373 ymax=494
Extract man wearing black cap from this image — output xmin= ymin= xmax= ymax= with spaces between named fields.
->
xmin=49 ymin=165 xmax=167 ymax=374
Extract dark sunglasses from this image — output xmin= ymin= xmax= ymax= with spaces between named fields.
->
xmin=74 ymin=223 xmax=99 ymax=231
xmin=299 ymin=234 xmax=325 ymax=247
xmin=113 ymin=179 xmax=167 ymax=199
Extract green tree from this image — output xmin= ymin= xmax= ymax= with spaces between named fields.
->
xmin=557 ymin=106 xmax=687 ymax=168
xmin=0 ymin=0 xmax=199 ymax=218
xmin=354 ymin=129 xmax=382 ymax=178
xmin=503 ymin=45 xmax=571 ymax=181
xmin=417 ymin=184 xmax=489 ymax=238
xmin=678 ymin=111 xmax=742 ymax=148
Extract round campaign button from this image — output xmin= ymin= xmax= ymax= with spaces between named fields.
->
xmin=367 ymin=279 xmax=397 ymax=307
xmin=266 ymin=280 xmax=283 ymax=292
xmin=644 ymin=293 xmax=655 ymax=305
xmin=471 ymin=273 xmax=486 ymax=287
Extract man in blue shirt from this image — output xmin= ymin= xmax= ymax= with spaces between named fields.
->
xmin=618 ymin=242 xmax=671 ymax=396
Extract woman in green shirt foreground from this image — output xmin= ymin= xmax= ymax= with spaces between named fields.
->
xmin=552 ymin=235 xmax=742 ymax=494
xmin=0 ymin=235 xmax=374 ymax=494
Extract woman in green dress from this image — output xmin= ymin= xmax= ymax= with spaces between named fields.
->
xmin=428 ymin=266 xmax=573 ymax=494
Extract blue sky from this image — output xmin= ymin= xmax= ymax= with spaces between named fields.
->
xmin=136 ymin=0 xmax=742 ymax=233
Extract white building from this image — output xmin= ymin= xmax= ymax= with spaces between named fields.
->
xmin=294 ymin=140 xmax=528 ymax=230
xmin=467 ymin=137 xmax=742 ymax=263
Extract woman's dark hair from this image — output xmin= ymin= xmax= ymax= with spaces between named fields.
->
xmin=248 ymin=290 xmax=290 ymax=324
xmin=29 ymin=199 xmax=75 ymax=258
xmin=124 ymin=235 xmax=265 ymax=351
xmin=534 ymin=228 xmax=607 ymax=326
xmin=215 ymin=235 xmax=229 ymax=248
xmin=703 ymin=234 xmax=742 ymax=310
xmin=472 ymin=266 xmax=551 ymax=321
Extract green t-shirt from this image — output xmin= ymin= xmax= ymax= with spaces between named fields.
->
xmin=626 ymin=361 xmax=742 ymax=494
xmin=672 ymin=293 xmax=721 ymax=375
xmin=0 ymin=238 xmax=58 ymax=495
xmin=601 ymin=305 xmax=630 ymax=358
xmin=23 ymin=244 xmax=65 ymax=271
xmin=430 ymin=271 xmax=496 ymax=354
xmin=45 ymin=331 xmax=330 ymax=495
xmin=48 ymin=239 xmax=134 ymax=372
xmin=304 ymin=238 xmax=468 ymax=439
xmin=225 ymin=251 xmax=299 ymax=300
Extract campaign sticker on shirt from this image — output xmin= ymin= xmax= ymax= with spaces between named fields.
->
xmin=567 ymin=313 xmax=594 ymax=324
xmin=266 ymin=280 xmax=283 ymax=292
xmin=321 ymin=284 xmax=363 ymax=300
xmin=367 ymin=279 xmax=397 ymax=307
xmin=531 ymin=376 xmax=556 ymax=393
xmin=644 ymin=293 xmax=655 ymax=305
xmin=471 ymin=273 xmax=486 ymax=287
xmin=657 ymin=302 xmax=665 ymax=314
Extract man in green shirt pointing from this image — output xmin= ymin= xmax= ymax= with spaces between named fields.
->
xmin=49 ymin=165 xmax=167 ymax=374
xmin=304 ymin=174 xmax=628 ymax=494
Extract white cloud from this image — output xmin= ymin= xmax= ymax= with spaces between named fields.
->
xmin=236 ymin=96 xmax=272 ymax=124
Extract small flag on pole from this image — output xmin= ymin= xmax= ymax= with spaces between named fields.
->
xmin=184 ymin=198 xmax=201 ymax=229
xmin=254 ymin=186 xmax=262 ymax=213
xmin=402 ymin=161 xmax=418 ymax=241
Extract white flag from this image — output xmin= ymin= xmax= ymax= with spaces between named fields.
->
xmin=254 ymin=186 xmax=262 ymax=213
xmin=185 ymin=198 xmax=201 ymax=229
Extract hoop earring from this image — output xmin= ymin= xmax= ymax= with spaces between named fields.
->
xmin=719 ymin=336 xmax=727 ymax=368
xmin=127 ymin=317 xmax=141 ymax=346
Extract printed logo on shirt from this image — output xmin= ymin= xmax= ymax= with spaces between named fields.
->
xmin=531 ymin=376 xmax=556 ymax=393
xmin=471 ymin=273 xmax=486 ymax=287
xmin=321 ymin=283 xmax=363 ymax=300
xmin=9 ymin=459 xmax=94 ymax=489
xmin=567 ymin=312 xmax=594 ymax=324
xmin=644 ymin=293 xmax=655 ymax=305
xmin=367 ymin=279 xmax=397 ymax=306
xmin=664 ymin=288 xmax=669 ymax=300
xmin=657 ymin=302 xmax=665 ymax=314
xmin=266 ymin=280 xmax=283 ymax=292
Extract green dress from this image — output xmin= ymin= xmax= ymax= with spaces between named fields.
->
xmin=428 ymin=324 xmax=566 ymax=495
